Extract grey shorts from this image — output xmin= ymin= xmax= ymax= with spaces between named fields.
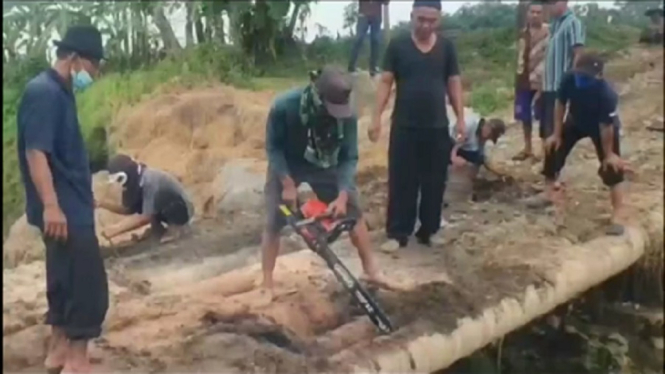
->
xmin=264 ymin=166 xmax=362 ymax=234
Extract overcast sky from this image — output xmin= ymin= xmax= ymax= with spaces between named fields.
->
xmin=302 ymin=1 xmax=617 ymax=41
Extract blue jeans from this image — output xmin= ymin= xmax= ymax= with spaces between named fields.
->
xmin=348 ymin=15 xmax=382 ymax=76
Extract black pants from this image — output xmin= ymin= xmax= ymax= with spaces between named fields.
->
xmin=542 ymin=120 xmax=624 ymax=187
xmin=45 ymin=226 xmax=108 ymax=340
xmin=386 ymin=126 xmax=452 ymax=239
xmin=151 ymin=189 xmax=191 ymax=238
xmin=540 ymin=91 xmax=557 ymax=139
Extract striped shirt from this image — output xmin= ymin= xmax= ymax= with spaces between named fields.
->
xmin=543 ymin=9 xmax=585 ymax=92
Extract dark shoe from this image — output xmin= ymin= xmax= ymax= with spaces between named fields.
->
xmin=415 ymin=230 xmax=432 ymax=246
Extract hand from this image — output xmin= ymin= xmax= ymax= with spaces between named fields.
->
xmin=281 ymin=183 xmax=297 ymax=208
xmin=368 ymin=117 xmax=382 ymax=143
xmin=327 ymin=193 xmax=348 ymax=218
xmin=533 ymin=90 xmax=542 ymax=105
xmin=43 ymin=204 xmax=68 ymax=241
xmin=544 ymin=135 xmax=561 ymax=155
xmin=451 ymin=156 xmax=467 ymax=168
xmin=455 ymin=118 xmax=466 ymax=143
xmin=603 ymin=153 xmax=631 ymax=174
xmin=94 ymin=199 xmax=102 ymax=209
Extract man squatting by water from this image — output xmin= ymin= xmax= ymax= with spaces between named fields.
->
xmin=16 ymin=25 xmax=108 ymax=374
xmin=370 ymin=0 xmax=467 ymax=250
xmin=261 ymin=65 xmax=394 ymax=296
xmin=96 ymin=154 xmax=195 ymax=244
xmin=512 ymin=1 xmax=549 ymax=161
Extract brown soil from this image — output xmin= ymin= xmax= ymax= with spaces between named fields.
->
xmin=3 ymin=48 xmax=663 ymax=373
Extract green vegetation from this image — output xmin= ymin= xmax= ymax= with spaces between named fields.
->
xmin=2 ymin=1 xmax=646 ymax=234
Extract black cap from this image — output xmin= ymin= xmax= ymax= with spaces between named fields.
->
xmin=107 ymin=154 xmax=136 ymax=175
xmin=315 ymin=65 xmax=353 ymax=119
xmin=413 ymin=0 xmax=442 ymax=11
xmin=574 ymin=52 xmax=605 ymax=78
xmin=53 ymin=25 xmax=104 ymax=61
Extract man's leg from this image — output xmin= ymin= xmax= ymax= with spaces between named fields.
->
xmin=368 ymin=16 xmax=382 ymax=77
xmin=261 ymin=171 xmax=289 ymax=291
xmin=309 ymin=171 xmax=388 ymax=287
xmin=536 ymin=121 xmax=583 ymax=208
xmin=513 ymin=90 xmax=535 ymax=160
xmin=386 ymin=126 xmax=420 ymax=246
xmin=590 ymin=125 xmax=626 ymax=235
xmin=153 ymin=190 xmax=191 ymax=242
xmin=44 ymin=239 xmax=70 ymax=371
xmin=61 ymin=226 xmax=109 ymax=373
xmin=348 ymin=16 xmax=370 ymax=73
xmin=416 ymin=128 xmax=451 ymax=245
xmin=539 ymin=91 xmax=557 ymax=162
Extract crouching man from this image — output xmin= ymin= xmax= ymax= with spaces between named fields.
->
xmin=261 ymin=65 xmax=391 ymax=295
xmin=535 ymin=52 xmax=631 ymax=235
xmin=449 ymin=114 xmax=510 ymax=181
xmin=96 ymin=154 xmax=195 ymax=243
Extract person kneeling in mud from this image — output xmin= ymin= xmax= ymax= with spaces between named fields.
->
xmin=261 ymin=65 xmax=392 ymax=295
xmin=96 ymin=154 xmax=195 ymax=244
xmin=448 ymin=115 xmax=510 ymax=184
xmin=530 ymin=52 xmax=631 ymax=235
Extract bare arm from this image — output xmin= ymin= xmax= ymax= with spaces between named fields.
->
xmin=572 ymin=45 xmax=584 ymax=68
xmin=26 ymin=150 xmax=59 ymax=208
xmin=104 ymin=214 xmax=152 ymax=239
xmin=600 ymin=123 xmax=615 ymax=158
xmin=373 ymin=72 xmax=394 ymax=123
xmin=448 ymin=76 xmax=465 ymax=122
xmin=553 ymin=99 xmax=565 ymax=138
xmin=98 ymin=200 xmax=130 ymax=215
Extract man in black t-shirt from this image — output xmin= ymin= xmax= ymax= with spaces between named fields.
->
xmin=533 ymin=52 xmax=631 ymax=235
xmin=369 ymin=0 xmax=467 ymax=249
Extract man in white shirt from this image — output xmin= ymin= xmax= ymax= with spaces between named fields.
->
xmin=448 ymin=115 xmax=508 ymax=180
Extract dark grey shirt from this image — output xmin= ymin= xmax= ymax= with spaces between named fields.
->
xmin=140 ymin=168 xmax=194 ymax=221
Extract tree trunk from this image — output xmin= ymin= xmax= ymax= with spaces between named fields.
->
xmin=383 ymin=2 xmax=390 ymax=43
xmin=287 ymin=2 xmax=302 ymax=38
xmin=185 ymin=2 xmax=194 ymax=47
xmin=153 ymin=3 xmax=182 ymax=52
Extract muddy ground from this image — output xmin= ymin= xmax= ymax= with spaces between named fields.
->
xmin=2 ymin=47 xmax=663 ymax=373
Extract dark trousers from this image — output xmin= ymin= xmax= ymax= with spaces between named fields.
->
xmin=542 ymin=120 xmax=624 ymax=187
xmin=45 ymin=226 xmax=108 ymax=340
xmin=150 ymin=189 xmax=191 ymax=238
xmin=348 ymin=15 xmax=382 ymax=76
xmin=539 ymin=91 xmax=558 ymax=139
xmin=386 ymin=126 xmax=452 ymax=239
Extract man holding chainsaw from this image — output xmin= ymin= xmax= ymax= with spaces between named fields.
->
xmin=262 ymin=65 xmax=389 ymax=294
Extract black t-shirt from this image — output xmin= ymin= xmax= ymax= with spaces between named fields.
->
xmin=557 ymin=72 xmax=620 ymax=133
xmin=382 ymin=32 xmax=460 ymax=129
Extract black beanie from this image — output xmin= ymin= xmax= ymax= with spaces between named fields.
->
xmin=413 ymin=0 xmax=442 ymax=11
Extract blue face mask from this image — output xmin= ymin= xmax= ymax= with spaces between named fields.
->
xmin=71 ymin=69 xmax=93 ymax=92
xmin=574 ymin=73 xmax=600 ymax=89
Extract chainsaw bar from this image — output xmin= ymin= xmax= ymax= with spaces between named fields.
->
xmin=279 ymin=204 xmax=394 ymax=334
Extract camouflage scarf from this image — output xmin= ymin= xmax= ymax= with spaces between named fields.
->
xmin=299 ymin=83 xmax=344 ymax=169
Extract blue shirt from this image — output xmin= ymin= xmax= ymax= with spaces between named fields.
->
xmin=265 ymin=88 xmax=359 ymax=191
xmin=17 ymin=69 xmax=95 ymax=230
xmin=557 ymin=72 xmax=620 ymax=133
xmin=543 ymin=9 xmax=586 ymax=92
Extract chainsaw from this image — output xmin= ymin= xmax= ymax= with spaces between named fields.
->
xmin=278 ymin=199 xmax=394 ymax=334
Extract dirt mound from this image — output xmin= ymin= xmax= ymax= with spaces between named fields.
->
xmin=108 ymin=86 xmax=274 ymax=216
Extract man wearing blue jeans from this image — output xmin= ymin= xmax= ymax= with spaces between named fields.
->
xmin=348 ymin=0 xmax=389 ymax=77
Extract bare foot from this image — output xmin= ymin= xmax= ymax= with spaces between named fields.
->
xmin=61 ymin=341 xmax=91 ymax=374
xmin=44 ymin=333 xmax=68 ymax=373
xmin=360 ymin=272 xmax=404 ymax=292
